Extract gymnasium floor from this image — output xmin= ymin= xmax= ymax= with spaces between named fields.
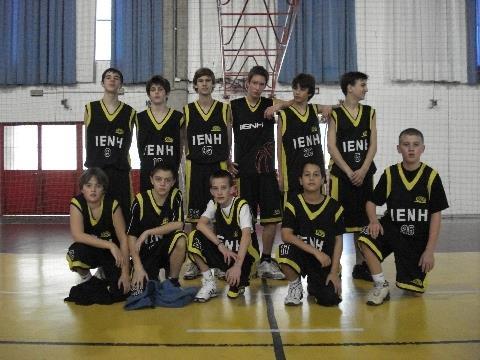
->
xmin=0 ymin=219 xmax=479 ymax=359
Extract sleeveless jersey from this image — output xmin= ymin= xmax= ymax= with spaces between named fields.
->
xmin=184 ymin=100 xmax=229 ymax=163
xmin=136 ymin=108 xmax=184 ymax=173
xmin=231 ymin=97 xmax=275 ymax=174
xmin=384 ymin=163 xmax=438 ymax=239
xmin=128 ymin=188 xmax=184 ymax=241
xmin=280 ymin=104 xmax=325 ymax=190
xmin=329 ymin=104 xmax=376 ymax=179
xmin=70 ymin=194 xmax=120 ymax=245
xmin=284 ymin=194 xmax=344 ymax=257
xmin=213 ymin=197 xmax=257 ymax=253
xmin=84 ymin=100 xmax=136 ymax=170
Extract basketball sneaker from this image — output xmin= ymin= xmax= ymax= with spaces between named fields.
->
xmin=183 ymin=261 xmax=200 ymax=280
xmin=194 ymin=270 xmax=217 ymax=302
xmin=227 ymin=285 xmax=245 ymax=299
xmin=284 ymin=277 xmax=303 ymax=305
xmin=366 ymin=281 xmax=390 ymax=305
xmin=257 ymin=260 xmax=286 ymax=280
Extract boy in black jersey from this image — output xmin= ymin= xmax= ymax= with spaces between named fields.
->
xmin=67 ymin=168 xmax=130 ymax=299
xmin=327 ymin=72 xmax=377 ymax=282
xmin=277 ymin=73 xmax=331 ymax=201
xmin=359 ymin=128 xmax=449 ymax=305
xmin=84 ymin=68 xmax=136 ymax=221
xmin=230 ymin=66 xmax=291 ymax=280
xmin=187 ymin=170 xmax=260 ymax=302
xmin=136 ymin=75 xmax=184 ymax=192
xmin=278 ymin=162 xmax=344 ymax=306
xmin=127 ymin=163 xmax=187 ymax=292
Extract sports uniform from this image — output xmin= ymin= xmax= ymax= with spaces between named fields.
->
xmin=358 ymin=162 xmax=449 ymax=292
xmin=279 ymin=104 xmax=326 ymax=196
xmin=184 ymin=100 xmax=229 ymax=222
xmin=279 ymin=194 xmax=344 ymax=305
xmin=231 ymin=97 xmax=282 ymax=223
xmin=136 ymin=108 xmax=183 ymax=192
xmin=84 ymin=100 xmax=136 ymax=220
xmin=127 ymin=188 xmax=186 ymax=279
xmin=329 ymin=104 xmax=376 ymax=232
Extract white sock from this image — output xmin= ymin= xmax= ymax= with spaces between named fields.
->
xmin=289 ymin=277 xmax=301 ymax=286
xmin=372 ymin=273 xmax=385 ymax=287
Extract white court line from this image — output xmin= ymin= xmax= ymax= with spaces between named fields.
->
xmin=187 ymin=328 xmax=364 ymax=333
xmin=426 ymin=290 xmax=480 ymax=295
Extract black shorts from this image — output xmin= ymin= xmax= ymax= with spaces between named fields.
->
xmin=329 ymin=173 xmax=373 ymax=232
xmin=101 ymin=166 xmax=132 ymax=222
xmin=237 ymin=172 xmax=282 ymax=224
xmin=358 ymin=218 xmax=429 ymax=293
xmin=66 ymin=242 xmax=121 ymax=285
xmin=187 ymin=230 xmax=260 ymax=287
xmin=278 ymin=243 xmax=341 ymax=306
xmin=185 ymin=160 xmax=227 ymax=222
xmin=139 ymin=230 xmax=187 ymax=279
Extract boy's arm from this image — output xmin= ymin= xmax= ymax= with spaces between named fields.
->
xmin=365 ymin=200 xmax=383 ymax=239
xmin=264 ymin=98 xmax=294 ymax=119
xmin=325 ymin=234 xmax=343 ymax=294
xmin=112 ymin=206 xmax=130 ymax=293
xmin=419 ymin=211 xmax=441 ymax=272
xmin=196 ymin=216 xmax=221 ymax=245
xmin=180 ymin=116 xmax=186 ymax=159
xmin=281 ymin=227 xmax=331 ymax=267
xmin=277 ymin=116 xmax=284 ymax=191
xmin=70 ymin=205 xmax=116 ymax=251
xmin=226 ymin=105 xmax=238 ymax=175
xmin=327 ymin=118 xmax=353 ymax=178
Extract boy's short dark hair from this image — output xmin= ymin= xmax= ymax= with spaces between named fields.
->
xmin=247 ymin=65 xmax=269 ymax=83
xmin=398 ymin=128 xmax=424 ymax=144
xmin=292 ymin=73 xmax=316 ymax=101
xmin=340 ymin=71 xmax=368 ymax=96
xmin=210 ymin=169 xmax=234 ymax=187
xmin=79 ymin=168 xmax=109 ymax=191
xmin=101 ymin=67 xmax=123 ymax=84
xmin=150 ymin=162 xmax=177 ymax=179
xmin=299 ymin=161 xmax=324 ymax=178
xmin=193 ymin=67 xmax=215 ymax=92
xmin=146 ymin=75 xmax=171 ymax=95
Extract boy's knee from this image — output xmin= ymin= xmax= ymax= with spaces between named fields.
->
xmin=174 ymin=235 xmax=187 ymax=252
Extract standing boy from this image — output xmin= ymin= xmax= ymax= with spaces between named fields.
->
xmin=358 ymin=128 xmax=448 ymax=305
xmin=84 ymin=68 xmax=136 ymax=221
xmin=127 ymin=163 xmax=187 ymax=292
xmin=136 ymin=75 xmax=184 ymax=192
xmin=187 ymin=170 xmax=260 ymax=302
xmin=327 ymin=71 xmax=377 ymax=281
xmin=230 ymin=65 xmax=288 ymax=279
xmin=278 ymin=162 xmax=344 ymax=306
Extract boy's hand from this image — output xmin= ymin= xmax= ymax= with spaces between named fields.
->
xmin=367 ymin=221 xmax=383 ymax=239
xmin=227 ymin=159 xmax=239 ymax=176
xmin=218 ymin=244 xmax=238 ymax=265
xmin=314 ymin=251 xmax=331 ymax=267
xmin=109 ymin=243 xmax=124 ymax=268
xmin=320 ymin=105 xmax=333 ymax=121
xmin=419 ymin=250 xmax=435 ymax=273
xmin=226 ymin=264 xmax=241 ymax=287
xmin=131 ymin=267 xmax=149 ymax=291
xmin=135 ymin=231 xmax=149 ymax=252
xmin=351 ymin=168 xmax=367 ymax=186
xmin=326 ymin=272 xmax=341 ymax=295
xmin=264 ymin=105 xmax=279 ymax=119
xmin=118 ymin=271 xmax=131 ymax=294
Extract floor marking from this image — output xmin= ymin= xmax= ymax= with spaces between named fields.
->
xmin=186 ymin=328 xmax=364 ymax=333
xmin=262 ymin=278 xmax=286 ymax=360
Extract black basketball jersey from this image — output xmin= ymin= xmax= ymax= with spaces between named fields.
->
xmin=383 ymin=163 xmax=439 ymax=238
xmin=136 ymin=108 xmax=184 ymax=174
xmin=213 ymin=197 xmax=257 ymax=253
xmin=127 ymin=188 xmax=184 ymax=239
xmin=284 ymin=194 xmax=344 ymax=257
xmin=184 ymin=100 xmax=229 ymax=163
xmin=231 ymin=97 xmax=275 ymax=174
xmin=329 ymin=104 xmax=376 ymax=179
xmin=70 ymin=194 xmax=120 ymax=245
xmin=280 ymin=104 xmax=325 ymax=191
xmin=84 ymin=100 xmax=136 ymax=170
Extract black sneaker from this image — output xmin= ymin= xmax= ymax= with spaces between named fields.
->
xmin=352 ymin=262 xmax=373 ymax=282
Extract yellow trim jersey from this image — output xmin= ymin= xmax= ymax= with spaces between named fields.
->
xmin=283 ymin=194 xmax=345 ymax=257
xmin=329 ymin=104 xmax=376 ymax=179
xmin=84 ymin=100 xmax=136 ymax=170
xmin=136 ymin=107 xmax=184 ymax=173
xmin=70 ymin=194 xmax=120 ymax=245
xmin=184 ymin=100 xmax=229 ymax=163
xmin=231 ymin=97 xmax=275 ymax=174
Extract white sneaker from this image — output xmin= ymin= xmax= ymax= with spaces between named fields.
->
xmin=366 ymin=281 xmax=390 ymax=306
xmin=183 ymin=262 xmax=200 ymax=280
xmin=194 ymin=270 xmax=217 ymax=302
xmin=214 ymin=268 xmax=226 ymax=280
xmin=77 ymin=270 xmax=92 ymax=284
xmin=257 ymin=260 xmax=286 ymax=280
xmin=284 ymin=278 xmax=303 ymax=306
